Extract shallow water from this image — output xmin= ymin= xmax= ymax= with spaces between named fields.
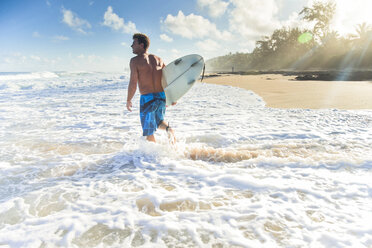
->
xmin=0 ymin=72 xmax=371 ymax=247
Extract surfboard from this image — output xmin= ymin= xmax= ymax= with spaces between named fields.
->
xmin=161 ymin=54 xmax=204 ymax=106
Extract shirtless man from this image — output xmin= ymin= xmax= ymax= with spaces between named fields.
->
xmin=126 ymin=33 xmax=175 ymax=143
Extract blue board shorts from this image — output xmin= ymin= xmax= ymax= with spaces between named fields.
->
xmin=140 ymin=91 xmax=166 ymax=136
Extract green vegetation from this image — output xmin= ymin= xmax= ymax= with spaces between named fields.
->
xmin=207 ymin=1 xmax=372 ymax=72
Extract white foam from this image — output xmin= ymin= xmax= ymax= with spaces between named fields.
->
xmin=0 ymin=71 xmax=127 ymax=93
xmin=0 ymin=71 xmax=59 ymax=81
xmin=0 ymin=72 xmax=371 ymax=247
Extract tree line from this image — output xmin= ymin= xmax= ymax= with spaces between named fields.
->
xmin=206 ymin=1 xmax=372 ymax=72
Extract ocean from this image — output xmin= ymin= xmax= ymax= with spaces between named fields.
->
xmin=0 ymin=71 xmax=371 ymax=247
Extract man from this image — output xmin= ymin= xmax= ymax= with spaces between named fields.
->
xmin=126 ymin=33 xmax=175 ymax=143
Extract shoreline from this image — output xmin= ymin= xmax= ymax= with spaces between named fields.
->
xmin=204 ymin=70 xmax=372 ymax=81
xmin=203 ymin=74 xmax=372 ymax=110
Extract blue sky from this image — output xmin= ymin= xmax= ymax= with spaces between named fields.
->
xmin=1 ymin=0 xmax=371 ymax=72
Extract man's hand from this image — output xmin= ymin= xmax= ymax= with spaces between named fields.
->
xmin=166 ymin=101 xmax=177 ymax=107
xmin=126 ymin=100 xmax=133 ymax=112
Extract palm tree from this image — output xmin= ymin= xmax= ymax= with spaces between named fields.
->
xmin=354 ymin=23 xmax=372 ymax=48
xmin=353 ymin=23 xmax=372 ymax=67
xmin=356 ymin=23 xmax=371 ymax=39
xmin=300 ymin=1 xmax=336 ymax=42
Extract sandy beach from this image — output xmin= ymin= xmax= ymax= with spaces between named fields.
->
xmin=204 ymin=74 xmax=372 ymax=109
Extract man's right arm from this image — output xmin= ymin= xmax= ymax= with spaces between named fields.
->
xmin=126 ymin=58 xmax=138 ymax=112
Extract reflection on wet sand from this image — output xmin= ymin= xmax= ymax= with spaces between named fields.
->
xmin=186 ymin=147 xmax=258 ymax=162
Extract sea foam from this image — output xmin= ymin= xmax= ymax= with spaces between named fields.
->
xmin=0 ymin=71 xmax=59 ymax=81
xmin=0 ymin=72 xmax=371 ymax=247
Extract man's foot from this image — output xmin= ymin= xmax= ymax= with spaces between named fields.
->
xmin=166 ymin=126 xmax=176 ymax=144
xmin=146 ymin=134 xmax=156 ymax=143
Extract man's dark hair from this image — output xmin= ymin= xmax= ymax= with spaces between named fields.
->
xmin=133 ymin=33 xmax=150 ymax=50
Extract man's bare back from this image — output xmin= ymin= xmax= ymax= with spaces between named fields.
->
xmin=130 ymin=54 xmax=164 ymax=95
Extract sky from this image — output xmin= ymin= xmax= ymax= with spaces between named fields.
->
xmin=1 ymin=0 xmax=371 ymax=72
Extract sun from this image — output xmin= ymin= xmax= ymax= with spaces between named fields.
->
xmin=330 ymin=0 xmax=372 ymax=36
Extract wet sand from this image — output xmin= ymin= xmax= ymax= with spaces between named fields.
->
xmin=204 ymin=74 xmax=372 ymax=109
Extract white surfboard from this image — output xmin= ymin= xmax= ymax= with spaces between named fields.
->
xmin=162 ymin=54 xmax=204 ymax=106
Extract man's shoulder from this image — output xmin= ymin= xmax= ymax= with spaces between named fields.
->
xmin=130 ymin=56 xmax=141 ymax=65
xmin=149 ymin=54 xmax=162 ymax=60
xmin=130 ymin=56 xmax=139 ymax=61
xmin=149 ymin=54 xmax=164 ymax=66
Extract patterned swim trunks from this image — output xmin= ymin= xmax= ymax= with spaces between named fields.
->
xmin=140 ymin=91 xmax=166 ymax=136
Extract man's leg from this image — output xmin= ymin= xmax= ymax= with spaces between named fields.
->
xmin=141 ymin=105 xmax=157 ymax=142
xmin=158 ymin=121 xmax=171 ymax=131
xmin=146 ymin=134 xmax=156 ymax=142
xmin=158 ymin=121 xmax=176 ymax=143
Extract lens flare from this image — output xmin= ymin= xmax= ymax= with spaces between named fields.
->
xmin=298 ymin=32 xmax=313 ymax=44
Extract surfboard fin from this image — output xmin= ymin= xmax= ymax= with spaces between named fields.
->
xmin=188 ymin=79 xmax=196 ymax=85
xmin=175 ymin=58 xmax=182 ymax=65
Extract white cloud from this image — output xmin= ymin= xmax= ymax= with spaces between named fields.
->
xmin=279 ymin=11 xmax=314 ymax=32
xmin=102 ymin=6 xmax=138 ymax=34
xmin=4 ymin=57 xmax=13 ymax=64
xmin=238 ymin=40 xmax=257 ymax=52
xmin=197 ymin=0 xmax=229 ymax=18
xmin=1 ymin=52 xmax=132 ymax=72
xmin=163 ymin=11 xmax=231 ymax=40
xmin=160 ymin=34 xmax=173 ymax=42
xmin=154 ymin=48 xmax=177 ymax=64
xmin=228 ymin=0 xmax=281 ymax=39
xmin=32 ymin=31 xmax=41 ymax=38
xmin=75 ymin=54 xmax=102 ymax=64
xmin=53 ymin=35 xmax=70 ymax=41
xmin=2 ymin=53 xmax=25 ymax=65
xmin=280 ymin=12 xmax=301 ymax=28
xmin=12 ymin=52 xmax=22 ymax=57
xmin=121 ymin=42 xmax=127 ymax=46
xmin=30 ymin=55 xmax=41 ymax=61
xmin=62 ymin=8 xmax=91 ymax=34
xmin=1 ymin=53 xmax=49 ymax=67
xmin=196 ymin=39 xmax=221 ymax=51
